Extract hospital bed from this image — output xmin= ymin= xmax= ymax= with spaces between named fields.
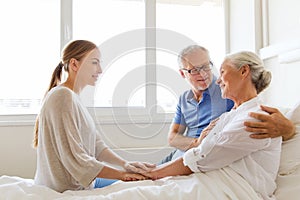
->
xmin=1 ymin=103 xmax=299 ymax=200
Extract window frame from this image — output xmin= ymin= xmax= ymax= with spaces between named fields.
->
xmin=0 ymin=0 xmax=228 ymax=126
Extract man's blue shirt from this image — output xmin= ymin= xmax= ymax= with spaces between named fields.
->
xmin=173 ymin=78 xmax=234 ymax=138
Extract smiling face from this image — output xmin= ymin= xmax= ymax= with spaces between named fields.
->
xmin=180 ymin=48 xmax=213 ymax=92
xmin=216 ymin=59 xmax=243 ymax=101
xmin=76 ymin=48 xmax=102 ymax=88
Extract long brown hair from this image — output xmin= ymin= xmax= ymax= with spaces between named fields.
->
xmin=33 ymin=40 xmax=97 ymax=148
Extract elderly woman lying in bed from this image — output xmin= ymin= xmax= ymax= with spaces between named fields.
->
xmin=146 ymin=51 xmax=281 ymax=200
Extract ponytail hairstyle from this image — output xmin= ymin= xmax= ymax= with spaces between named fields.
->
xmin=33 ymin=40 xmax=97 ymax=148
xmin=47 ymin=62 xmax=64 ymax=93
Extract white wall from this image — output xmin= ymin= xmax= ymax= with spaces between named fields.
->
xmin=0 ymin=125 xmax=36 ymax=178
xmin=1 ymin=0 xmax=300 ymax=179
xmin=261 ymin=0 xmax=300 ymax=108
xmin=0 ymin=120 xmax=173 ymax=179
xmin=228 ymin=0 xmax=300 ymax=108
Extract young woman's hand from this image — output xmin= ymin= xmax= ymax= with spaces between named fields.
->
xmin=123 ymin=161 xmax=156 ymax=174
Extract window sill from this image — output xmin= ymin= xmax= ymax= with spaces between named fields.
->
xmin=0 ymin=108 xmax=174 ymax=127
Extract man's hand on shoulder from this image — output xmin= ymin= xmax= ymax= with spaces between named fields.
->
xmin=244 ymin=105 xmax=295 ymax=141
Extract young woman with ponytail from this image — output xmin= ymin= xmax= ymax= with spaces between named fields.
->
xmin=33 ymin=40 xmax=155 ymax=192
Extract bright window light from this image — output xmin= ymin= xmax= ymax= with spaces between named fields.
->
xmin=156 ymin=0 xmax=225 ymax=112
xmin=73 ymin=0 xmax=145 ymax=107
xmin=0 ymin=0 xmax=225 ymax=115
xmin=0 ymin=0 xmax=60 ymax=114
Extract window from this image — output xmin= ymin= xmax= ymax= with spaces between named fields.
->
xmin=73 ymin=0 xmax=145 ymax=107
xmin=156 ymin=0 xmax=225 ymax=112
xmin=0 ymin=0 xmax=225 ymax=115
xmin=0 ymin=0 xmax=60 ymax=114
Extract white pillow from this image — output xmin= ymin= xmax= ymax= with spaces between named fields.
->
xmin=278 ymin=102 xmax=300 ymax=175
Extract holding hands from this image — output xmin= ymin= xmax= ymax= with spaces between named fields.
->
xmin=123 ymin=161 xmax=156 ymax=174
xmin=121 ymin=161 xmax=156 ymax=181
xmin=97 ymin=148 xmax=157 ymax=182
xmin=120 ymin=171 xmax=148 ymax=181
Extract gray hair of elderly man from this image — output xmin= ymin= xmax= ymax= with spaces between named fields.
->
xmin=177 ymin=44 xmax=221 ymax=77
xmin=177 ymin=45 xmax=210 ymax=69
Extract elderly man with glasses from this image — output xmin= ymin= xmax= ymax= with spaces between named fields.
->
xmin=159 ymin=45 xmax=295 ymax=164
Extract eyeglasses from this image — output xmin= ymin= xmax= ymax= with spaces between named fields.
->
xmin=181 ymin=61 xmax=213 ymax=75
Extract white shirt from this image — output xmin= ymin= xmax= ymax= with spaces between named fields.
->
xmin=183 ymin=97 xmax=282 ymax=200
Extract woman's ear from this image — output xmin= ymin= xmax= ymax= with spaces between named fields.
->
xmin=241 ymin=64 xmax=250 ymax=77
xmin=69 ymin=58 xmax=80 ymax=72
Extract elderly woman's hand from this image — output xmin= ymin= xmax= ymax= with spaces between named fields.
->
xmin=121 ymin=171 xmax=148 ymax=181
xmin=123 ymin=161 xmax=156 ymax=174
xmin=244 ymin=105 xmax=295 ymax=141
xmin=192 ymin=118 xmax=220 ymax=148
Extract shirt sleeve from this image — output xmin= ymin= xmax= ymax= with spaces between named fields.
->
xmin=183 ymin=114 xmax=271 ymax=172
xmin=95 ymin=130 xmax=108 ymax=157
xmin=173 ymin=95 xmax=186 ymax=126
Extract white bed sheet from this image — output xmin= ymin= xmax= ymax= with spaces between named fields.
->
xmin=0 ymin=167 xmax=262 ymax=200
xmin=275 ymin=166 xmax=300 ymax=200
xmin=1 ymin=167 xmax=299 ymax=200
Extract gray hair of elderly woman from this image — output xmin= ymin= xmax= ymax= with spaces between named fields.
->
xmin=224 ymin=51 xmax=271 ymax=94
